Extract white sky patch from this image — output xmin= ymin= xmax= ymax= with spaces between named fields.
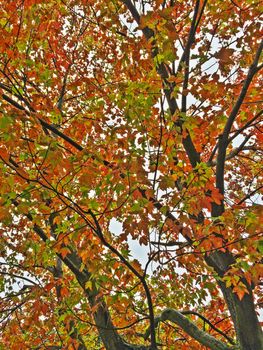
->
xmin=109 ymin=218 xmax=148 ymax=264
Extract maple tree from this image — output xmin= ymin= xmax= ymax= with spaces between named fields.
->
xmin=0 ymin=0 xmax=262 ymax=349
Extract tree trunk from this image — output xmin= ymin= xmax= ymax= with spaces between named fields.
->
xmin=206 ymin=251 xmax=263 ymax=350
xmin=219 ymin=281 xmax=263 ymax=350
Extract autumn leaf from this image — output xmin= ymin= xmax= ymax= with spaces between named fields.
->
xmin=0 ymin=1 xmax=262 ymax=350
xmin=233 ymin=282 xmax=249 ymax=301
xmin=214 ymin=47 xmax=235 ymax=66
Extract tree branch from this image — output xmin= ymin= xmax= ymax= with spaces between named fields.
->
xmin=180 ymin=310 xmax=235 ymax=345
xmin=88 ymin=209 xmax=158 ymax=350
xmin=227 ymin=109 xmax=263 ymax=144
xmin=8 ymin=197 xmax=152 ymax=350
xmin=210 ymin=134 xmax=254 ymax=166
xmin=181 ymin=0 xmax=201 ymax=113
xmin=215 ymin=39 xmax=263 ymax=201
xmin=160 ymin=309 xmax=234 ymax=350
xmin=237 ymin=185 xmax=263 ymax=205
xmin=208 ymin=109 xmax=262 ymax=165
xmin=143 ymin=308 xmax=235 ymax=349
xmin=121 ymin=0 xmax=200 ymax=168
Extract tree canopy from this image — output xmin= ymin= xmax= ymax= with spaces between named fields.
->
xmin=0 ymin=1 xmax=262 ymax=349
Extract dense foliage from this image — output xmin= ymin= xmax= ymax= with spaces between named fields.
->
xmin=0 ymin=1 xmax=262 ymax=349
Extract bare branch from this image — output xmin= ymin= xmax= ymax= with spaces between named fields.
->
xmin=214 ymin=39 xmax=263 ymax=215
xmin=181 ymin=311 xmax=235 ymax=345
xmin=228 ymin=110 xmax=263 ymax=144
xmin=143 ymin=309 xmax=234 ymax=350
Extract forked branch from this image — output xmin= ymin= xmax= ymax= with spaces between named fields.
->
xmin=144 ymin=308 xmax=236 ymax=350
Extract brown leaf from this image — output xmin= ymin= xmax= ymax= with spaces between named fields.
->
xmin=215 ymin=47 xmax=235 ymax=65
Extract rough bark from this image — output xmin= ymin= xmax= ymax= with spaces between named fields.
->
xmin=218 ymin=281 xmax=263 ymax=350
xmin=160 ymin=309 xmax=234 ymax=350
xmin=206 ymin=251 xmax=263 ymax=350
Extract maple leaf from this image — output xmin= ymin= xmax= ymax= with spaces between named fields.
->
xmin=0 ymin=1 xmax=262 ymax=350
xmin=214 ymin=47 xmax=235 ymax=70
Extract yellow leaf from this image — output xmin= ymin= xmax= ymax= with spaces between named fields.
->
xmin=53 ymin=215 xmax=62 ymax=225
xmin=85 ymin=281 xmax=93 ymax=290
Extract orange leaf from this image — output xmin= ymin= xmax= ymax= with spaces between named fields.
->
xmin=60 ymin=286 xmax=70 ymax=298
xmin=215 ymin=47 xmax=235 ymax=65
xmin=0 ymin=146 xmax=9 ymax=162
xmin=60 ymin=247 xmax=70 ymax=258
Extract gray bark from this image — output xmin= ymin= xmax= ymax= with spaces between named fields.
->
xmin=160 ymin=309 xmax=234 ymax=350
xmin=206 ymin=251 xmax=263 ymax=350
